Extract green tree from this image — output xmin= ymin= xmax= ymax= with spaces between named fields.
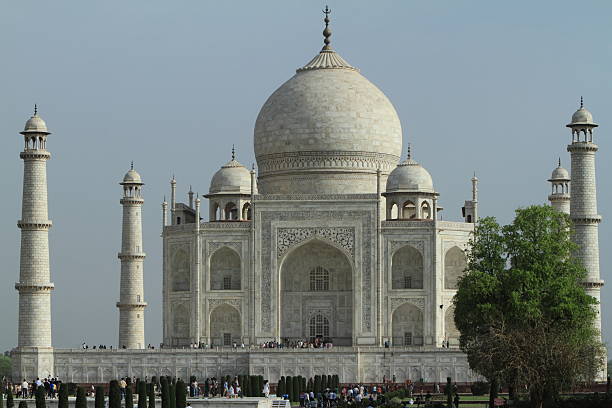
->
xmin=95 ymin=387 xmax=105 ymax=408
xmin=313 ymin=376 xmax=321 ymax=395
xmin=277 ymin=377 xmax=285 ymax=397
xmin=34 ymin=386 xmax=45 ymax=408
xmin=58 ymin=384 xmax=68 ymax=408
xmin=125 ymin=384 xmax=134 ymax=408
xmin=17 ymin=402 xmax=27 ymax=408
xmin=291 ymin=376 xmax=298 ymax=402
xmin=109 ymin=381 xmax=121 ymax=408
xmin=454 ymin=206 xmax=605 ymax=408
xmin=75 ymin=387 xmax=87 ymax=408
xmin=445 ymin=377 xmax=452 ymax=408
xmin=168 ymin=383 xmax=175 ymax=408
xmin=175 ymin=380 xmax=186 ymax=408
xmin=148 ymin=384 xmax=155 ymax=408
xmin=160 ymin=378 xmax=169 ymax=408
xmin=138 ymin=381 xmax=147 ymax=408
xmin=6 ymin=388 xmax=14 ymax=408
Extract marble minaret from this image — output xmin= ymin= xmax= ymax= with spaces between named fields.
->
xmin=14 ymin=107 xmax=55 ymax=377
xmin=117 ymin=164 xmax=147 ymax=349
xmin=547 ymin=158 xmax=571 ymax=214
xmin=566 ymin=99 xmax=604 ymax=339
xmin=17 ymin=106 xmax=54 ymax=348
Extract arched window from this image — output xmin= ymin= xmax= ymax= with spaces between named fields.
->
xmin=309 ymin=266 xmax=329 ymax=291
xmin=392 ymin=246 xmax=423 ymax=289
xmin=444 ymin=246 xmax=467 ymax=289
xmin=224 ymin=202 xmax=238 ymax=220
xmin=466 ymin=215 xmax=472 ymax=223
xmin=242 ymin=202 xmax=251 ymax=220
xmin=210 ymin=247 xmax=241 ymax=290
xmin=421 ymin=201 xmax=431 ymax=219
xmin=171 ymin=249 xmax=190 ymax=292
xmin=402 ymin=201 xmax=416 ymax=219
xmin=309 ymin=314 xmax=329 ymax=340
xmin=390 ymin=203 xmax=399 ymax=220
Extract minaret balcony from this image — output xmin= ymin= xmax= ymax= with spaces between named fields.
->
xmin=570 ymin=215 xmax=602 ymax=224
xmin=118 ymin=252 xmax=146 ymax=260
xmin=116 ymin=301 xmax=148 ymax=309
xmin=17 ymin=220 xmax=52 ymax=230
xmin=15 ymin=282 xmax=55 ymax=292
xmin=19 ymin=150 xmax=51 ymax=160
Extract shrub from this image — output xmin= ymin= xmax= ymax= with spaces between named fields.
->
xmin=138 ymin=381 xmax=147 ymax=408
xmin=277 ymin=377 xmax=285 ymax=397
xmin=148 ymin=384 xmax=155 ymax=408
xmin=175 ymin=380 xmax=186 ymax=408
xmin=6 ymin=389 xmax=14 ymax=408
xmin=168 ymin=383 xmax=175 ymax=408
xmin=58 ymin=385 xmax=68 ymax=408
xmin=95 ymin=386 xmax=105 ymax=408
xmin=109 ymin=380 xmax=121 ymax=408
xmin=470 ymin=381 xmax=489 ymax=396
xmin=125 ymin=384 xmax=134 ymax=408
xmin=34 ymin=386 xmax=45 ymax=408
xmin=160 ymin=377 xmax=169 ymax=408
xmin=75 ymin=387 xmax=87 ymax=408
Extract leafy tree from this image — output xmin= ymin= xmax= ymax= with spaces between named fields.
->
xmin=58 ymin=384 xmax=68 ymax=408
xmin=17 ymin=402 xmax=27 ymax=408
xmin=454 ymin=206 xmax=605 ymax=408
xmin=138 ymin=381 xmax=147 ymax=408
xmin=148 ymin=383 xmax=155 ymax=408
xmin=168 ymin=383 xmax=175 ymax=408
xmin=321 ymin=375 xmax=327 ymax=391
xmin=291 ymin=376 xmax=298 ymax=402
xmin=75 ymin=387 xmax=87 ymax=408
xmin=445 ymin=377 xmax=452 ymax=408
xmin=313 ymin=376 xmax=321 ymax=395
xmin=95 ymin=386 xmax=105 ymax=408
xmin=34 ymin=386 xmax=45 ymax=408
xmin=307 ymin=378 xmax=313 ymax=393
xmin=277 ymin=377 xmax=285 ymax=397
xmin=125 ymin=384 xmax=134 ymax=408
xmin=160 ymin=378 xmax=169 ymax=408
xmin=6 ymin=388 xmax=14 ymax=408
xmin=175 ymin=380 xmax=186 ymax=408
xmin=109 ymin=381 xmax=121 ymax=408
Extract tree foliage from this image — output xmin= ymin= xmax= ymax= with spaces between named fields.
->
xmin=75 ymin=387 xmax=87 ymax=408
xmin=175 ymin=380 xmax=186 ymax=408
xmin=454 ymin=206 xmax=605 ymax=408
xmin=58 ymin=384 xmax=68 ymax=408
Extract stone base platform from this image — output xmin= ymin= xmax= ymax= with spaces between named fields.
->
xmin=12 ymin=397 xmax=278 ymax=408
xmin=12 ymin=347 xmax=481 ymax=384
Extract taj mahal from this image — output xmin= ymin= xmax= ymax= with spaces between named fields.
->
xmin=10 ymin=10 xmax=605 ymax=384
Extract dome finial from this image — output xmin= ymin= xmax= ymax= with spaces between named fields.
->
xmin=130 ymin=161 xmax=134 ymax=170
xmin=580 ymin=96 xmax=584 ymax=109
xmin=558 ymin=157 xmax=561 ymax=167
xmin=34 ymin=104 xmax=38 ymax=116
xmin=232 ymin=144 xmax=236 ymax=160
xmin=322 ymin=5 xmax=332 ymax=50
xmin=406 ymin=143 xmax=412 ymax=160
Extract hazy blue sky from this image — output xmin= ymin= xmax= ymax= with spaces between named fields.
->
xmin=1 ymin=1 xmax=611 ymax=352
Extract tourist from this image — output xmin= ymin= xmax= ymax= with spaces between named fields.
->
xmin=21 ymin=379 xmax=28 ymax=398
xmin=262 ymin=380 xmax=270 ymax=398
xmin=453 ymin=394 xmax=460 ymax=408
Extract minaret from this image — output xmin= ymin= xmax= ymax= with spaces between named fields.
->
xmin=462 ymin=173 xmax=478 ymax=223
xmin=170 ymin=176 xmax=176 ymax=225
xmin=117 ymin=163 xmax=147 ymax=349
xmin=566 ymin=98 xmax=604 ymax=338
xmin=547 ymin=158 xmax=570 ymax=214
xmin=16 ymin=106 xmax=54 ymax=350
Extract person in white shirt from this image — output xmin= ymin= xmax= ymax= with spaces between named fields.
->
xmin=262 ymin=381 xmax=270 ymax=398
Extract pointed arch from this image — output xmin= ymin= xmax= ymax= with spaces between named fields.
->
xmin=402 ymin=200 xmax=416 ymax=219
xmin=421 ymin=201 xmax=431 ymax=219
xmin=172 ymin=303 xmax=189 ymax=339
xmin=171 ymin=249 xmax=190 ymax=291
xmin=390 ymin=203 xmax=399 ymax=220
xmin=210 ymin=246 xmax=241 ymax=290
xmin=445 ymin=305 xmax=460 ymax=346
xmin=392 ymin=245 xmax=423 ymax=289
xmin=209 ymin=304 xmax=241 ymax=347
xmin=444 ymin=246 xmax=467 ymax=289
xmin=392 ymin=302 xmax=423 ymax=346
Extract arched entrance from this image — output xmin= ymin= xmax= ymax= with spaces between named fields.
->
xmin=280 ymin=240 xmax=353 ymax=345
xmin=392 ymin=303 xmax=423 ymax=346
xmin=210 ymin=304 xmax=241 ymax=347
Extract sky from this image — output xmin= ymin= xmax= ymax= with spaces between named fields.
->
xmin=1 ymin=1 xmax=611 ymax=352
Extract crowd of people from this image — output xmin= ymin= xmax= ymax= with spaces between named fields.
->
xmin=3 ymin=377 xmax=62 ymax=399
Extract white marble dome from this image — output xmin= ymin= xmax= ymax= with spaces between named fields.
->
xmin=386 ymin=157 xmax=434 ymax=193
xmin=122 ymin=168 xmax=143 ymax=184
xmin=209 ymin=158 xmax=254 ymax=195
xmin=22 ymin=113 xmax=49 ymax=134
xmin=570 ymin=107 xmax=595 ymax=126
xmin=550 ymin=166 xmax=569 ymax=181
xmin=254 ymin=47 xmax=402 ymax=194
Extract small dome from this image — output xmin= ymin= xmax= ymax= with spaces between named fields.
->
xmin=551 ymin=166 xmax=569 ymax=180
xmin=22 ymin=113 xmax=50 ymax=134
xmin=122 ymin=168 xmax=143 ymax=184
xmin=386 ymin=156 xmax=434 ymax=193
xmin=209 ymin=159 xmax=254 ymax=195
xmin=567 ymin=99 xmax=598 ymax=127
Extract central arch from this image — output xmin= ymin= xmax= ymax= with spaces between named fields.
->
xmin=210 ymin=304 xmax=241 ymax=347
xmin=280 ymin=240 xmax=353 ymax=345
xmin=392 ymin=303 xmax=423 ymax=346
